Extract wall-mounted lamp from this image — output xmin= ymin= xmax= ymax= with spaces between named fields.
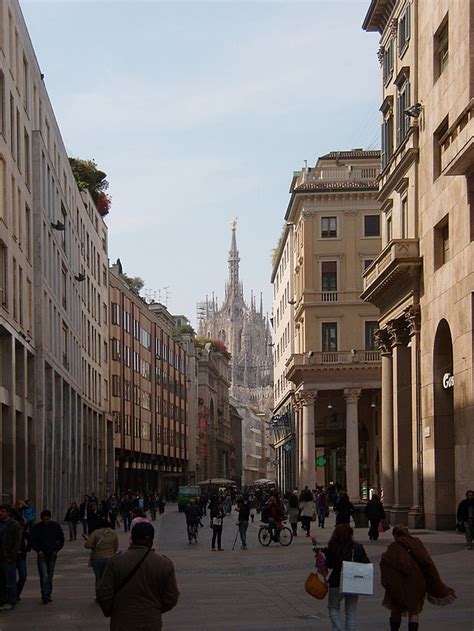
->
xmin=404 ymin=103 xmax=423 ymax=118
xmin=371 ymin=391 xmax=377 ymax=408
xmin=327 ymin=392 xmax=333 ymax=409
xmin=74 ymin=273 xmax=86 ymax=282
xmin=51 ymin=221 xmax=65 ymax=231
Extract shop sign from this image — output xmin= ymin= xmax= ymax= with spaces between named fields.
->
xmin=442 ymin=372 xmax=454 ymax=389
xmin=316 ymin=456 xmax=327 ymax=467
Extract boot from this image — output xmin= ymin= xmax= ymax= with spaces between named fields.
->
xmin=408 ymin=623 xmax=419 ymax=631
xmin=389 ymin=618 xmax=401 ymax=631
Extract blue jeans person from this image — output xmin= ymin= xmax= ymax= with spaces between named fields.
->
xmin=122 ymin=512 xmax=132 ymax=532
xmin=91 ymin=558 xmax=108 ymax=588
xmin=239 ymin=520 xmax=249 ymax=548
xmin=37 ymin=553 xmax=57 ymax=601
xmin=317 ymin=507 xmax=326 ymax=528
xmin=328 ymin=587 xmax=358 ymax=631
xmin=16 ymin=557 xmax=27 ymax=599
xmin=67 ymin=521 xmax=77 ymax=540
xmin=0 ymin=560 xmax=17 ymax=606
xmin=81 ymin=519 xmax=88 ymax=536
xmin=267 ymin=517 xmax=278 ymax=540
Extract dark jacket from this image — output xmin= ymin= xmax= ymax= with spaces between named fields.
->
xmin=30 ymin=521 xmax=65 ymax=555
xmin=365 ymin=498 xmax=386 ymax=522
xmin=325 ymin=542 xmax=370 ymax=588
xmin=64 ymin=507 xmax=80 ymax=523
xmin=335 ymin=499 xmax=354 ymax=525
xmin=456 ymin=498 xmax=474 ymax=523
xmin=0 ymin=518 xmax=22 ymax=562
xmin=12 ymin=513 xmax=31 ymax=560
xmin=237 ymin=503 xmax=250 ymax=522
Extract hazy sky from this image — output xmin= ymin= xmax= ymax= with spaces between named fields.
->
xmin=21 ymin=0 xmax=380 ymax=325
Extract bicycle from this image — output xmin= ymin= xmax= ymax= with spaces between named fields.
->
xmin=258 ymin=521 xmax=293 ymax=546
xmin=187 ymin=522 xmax=199 ymax=544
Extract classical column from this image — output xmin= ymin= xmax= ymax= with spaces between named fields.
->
xmin=406 ymin=305 xmax=423 ymax=528
xmin=299 ymin=390 xmax=317 ymax=490
xmin=344 ymin=388 xmax=361 ymax=501
xmin=375 ymin=328 xmax=394 ymax=508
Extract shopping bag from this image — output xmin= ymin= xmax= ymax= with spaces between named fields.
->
xmin=340 ymin=561 xmax=374 ymax=595
xmin=378 ymin=521 xmax=385 ymax=533
xmin=311 ymin=512 xmax=317 ymax=522
xmin=305 ymin=572 xmax=328 ymax=599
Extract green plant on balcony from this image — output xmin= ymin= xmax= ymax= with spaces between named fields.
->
xmin=69 ymin=157 xmax=112 ymax=216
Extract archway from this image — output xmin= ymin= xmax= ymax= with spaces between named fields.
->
xmin=432 ymin=319 xmax=455 ymax=529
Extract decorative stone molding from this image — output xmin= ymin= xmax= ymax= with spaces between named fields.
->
xmin=343 ymin=388 xmax=361 ymax=403
xmin=301 ymin=209 xmax=313 ymax=221
xmin=343 ymin=209 xmax=358 ymax=217
xmin=390 ymin=18 xmax=398 ymax=37
xmin=387 ymin=318 xmax=410 ymax=347
xmin=377 ymin=46 xmax=384 ymax=66
xmin=374 ymin=328 xmax=392 ymax=355
xmin=297 ymin=390 xmax=317 ymax=406
xmin=405 ymin=305 xmax=421 ymax=336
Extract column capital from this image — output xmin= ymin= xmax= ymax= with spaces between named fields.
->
xmin=343 ymin=388 xmax=361 ymax=403
xmin=387 ymin=318 xmax=410 ymax=347
xmin=405 ymin=305 xmax=421 ymax=336
xmin=374 ymin=328 xmax=392 ymax=355
xmin=297 ymin=389 xmax=317 ymax=406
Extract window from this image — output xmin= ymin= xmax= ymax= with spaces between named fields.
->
xmin=133 ymin=319 xmax=140 ymax=340
xmin=433 ymin=116 xmax=448 ymax=181
xmin=322 ymin=322 xmax=337 ymax=352
xmin=141 ymin=422 xmax=150 ymax=440
xmin=25 ymin=205 xmax=31 ymax=259
xmin=61 ymin=267 xmax=67 ymax=309
xmin=111 ymin=302 xmax=120 ymax=325
xmin=383 ymin=39 xmax=394 ymax=84
xmin=442 ymin=224 xmax=449 ymax=264
xmin=133 ymin=351 xmax=140 ymax=372
xmin=0 ymin=71 xmax=4 ymax=136
xmin=434 ymin=15 xmax=449 ymax=80
xmin=22 ymin=55 xmax=28 ymax=112
xmin=62 ymin=322 xmax=68 ymax=368
xmin=321 ymin=261 xmax=337 ymax=292
xmin=155 ymin=337 xmax=161 ymax=357
xmin=124 ymin=380 xmax=131 ymax=401
xmin=141 ymin=359 xmax=150 ymax=380
xmin=112 ymin=375 xmax=120 ymax=397
xmin=401 ymin=196 xmax=408 ymax=238
xmin=365 ymin=321 xmax=379 ymax=351
xmin=321 ymin=216 xmax=337 ymax=238
xmin=381 ymin=104 xmax=394 ymax=169
xmin=363 ymin=259 xmax=373 ymax=271
xmin=387 ymin=214 xmax=393 ymax=242
xmin=0 ymin=158 xmax=5 ymax=222
xmin=111 ymin=338 xmax=121 ymax=360
xmin=398 ymin=3 xmax=411 ymax=54
xmin=24 ymin=129 xmax=30 ymax=187
xmin=140 ymin=328 xmax=151 ymax=349
xmin=124 ymin=345 xmax=131 ymax=367
xmin=0 ymin=241 xmax=6 ymax=306
xmin=364 ymin=215 xmax=380 ymax=237
xmin=123 ymin=310 xmax=131 ymax=332
xmin=396 ymin=78 xmax=411 ymax=145
xmin=434 ymin=215 xmax=449 ymax=269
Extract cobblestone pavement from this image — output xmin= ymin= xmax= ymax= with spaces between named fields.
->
xmin=0 ymin=505 xmax=472 ymax=630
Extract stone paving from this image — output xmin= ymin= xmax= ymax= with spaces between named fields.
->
xmin=0 ymin=505 xmax=472 ymax=630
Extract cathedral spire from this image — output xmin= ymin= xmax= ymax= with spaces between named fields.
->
xmin=227 ymin=219 xmax=241 ymax=300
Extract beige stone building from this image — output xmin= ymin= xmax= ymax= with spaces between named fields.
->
xmin=285 ymin=151 xmax=382 ymax=499
xmin=0 ymin=0 xmax=112 ymax=517
xmin=109 ymin=262 xmax=188 ymax=495
xmin=363 ymin=0 xmax=474 ymax=528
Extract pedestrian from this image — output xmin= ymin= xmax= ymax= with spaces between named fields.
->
xmin=456 ymin=489 xmax=474 ymax=549
xmin=236 ymin=499 xmax=250 ymax=550
xmin=210 ymin=500 xmax=225 ymax=551
xmin=324 ymin=524 xmax=370 ymax=631
xmin=11 ymin=503 xmax=31 ymax=602
xmin=96 ymin=522 xmax=179 ymax=630
xmin=131 ymin=508 xmax=149 ymax=530
xmin=0 ymin=504 xmax=22 ymax=611
xmin=120 ymin=495 xmax=133 ymax=533
xmin=107 ymin=495 xmax=119 ymax=530
xmin=21 ymin=500 xmax=35 ymax=531
xmin=30 ymin=510 xmax=65 ymax=604
xmin=334 ymin=492 xmax=354 ymax=526
xmin=148 ymin=495 xmax=157 ymax=521
xmin=64 ymin=501 xmax=80 ymax=541
xmin=287 ymin=493 xmax=300 ymax=536
xmin=158 ymin=495 xmax=166 ymax=515
xmin=316 ymin=488 xmax=329 ymax=528
xmin=79 ymin=495 xmax=90 ymax=537
xmin=84 ymin=517 xmax=119 ymax=589
xmin=87 ymin=503 xmax=103 ymax=534
xmin=380 ymin=524 xmax=456 ymax=631
xmin=90 ymin=492 xmax=99 ymax=506
xmin=365 ymin=494 xmax=385 ymax=541
xmin=299 ymin=488 xmax=315 ymax=537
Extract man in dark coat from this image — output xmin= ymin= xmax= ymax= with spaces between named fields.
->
xmin=97 ymin=522 xmax=179 ymax=630
xmin=365 ymin=494 xmax=386 ymax=540
xmin=456 ymin=490 xmax=474 ymax=549
xmin=30 ymin=510 xmax=64 ymax=604
xmin=0 ymin=504 xmax=22 ymax=610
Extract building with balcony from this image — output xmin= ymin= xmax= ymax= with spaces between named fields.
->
xmin=109 ymin=262 xmax=188 ymax=495
xmin=363 ymin=0 xmax=474 ymax=528
xmin=284 ymin=150 xmax=382 ymax=499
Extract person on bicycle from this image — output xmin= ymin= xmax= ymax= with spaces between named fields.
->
xmin=262 ymin=495 xmax=284 ymax=541
xmin=184 ymin=500 xmax=201 ymax=543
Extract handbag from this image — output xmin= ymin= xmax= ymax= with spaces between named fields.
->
xmin=305 ymin=571 xmax=328 ymax=599
xmin=88 ymin=529 xmax=109 ymax=567
xmin=340 ymin=549 xmax=374 ymax=595
xmin=311 ymin=512 xmax=317 ymax=522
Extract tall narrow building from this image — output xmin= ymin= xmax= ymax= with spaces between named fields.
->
xmin=198 ymin=222 xmax=273 ymax=413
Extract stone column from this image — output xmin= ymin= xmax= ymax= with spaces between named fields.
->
xmin=406 ymin=306 xmax=423 ymax=528
xmin=375 ymin=328 xmax=394 ymax=509
xmin=344 ymin=388 xmax=361 ymax=501
xmin=299 ymin=390 xmax=317 ymax=490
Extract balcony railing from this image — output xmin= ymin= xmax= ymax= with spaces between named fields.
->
xmin=286 ymin=350 xmax=381 ymax=371
xmin=362 ymin=239 xmax=420 ymax=292
xmin=315 ymin=167 xmax=379 ymax=182
xmin=321 ymin=291 xmax=338 ymax=302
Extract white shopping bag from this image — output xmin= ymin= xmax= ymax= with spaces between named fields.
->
xmin=340 ymin=560 xmax=374 ymax=595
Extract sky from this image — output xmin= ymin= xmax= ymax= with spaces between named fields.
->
xmin=20 ymin=0 xmax=380 ymax=326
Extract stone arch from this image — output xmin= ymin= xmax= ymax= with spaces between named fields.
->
xmin=431 ymin=318 xmax=455 ymax=529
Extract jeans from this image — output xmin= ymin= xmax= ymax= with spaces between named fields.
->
xmin=328 ymin=587 xmax=358 ymax=631
xmin=368 ymin=519 xmax=380 ymax=541
xmin=239 ymin=521 xmax=248 ymax=547
xmin=0 ymin=559 xmax=17 ymax=605
xmin=149 ymin=508 xmax=157 ymax=521
xmin=465 ymin=521 xmax=474 ymax=547
xmin=91 ymin=558 xmax=109 ymax=588
xmin=67 ymin=521 xmax=77 ymax=540
xmin=37 ymin=553 xmax=57 ymax=600
xmin=81 ymin=519 xmax=88 ymax=536
xmin=122 ymin=512 xmax=132 ymax=532
xmin=317 ymin=507 xmax=326 ymax=527
xmin=16 ymin=557 xmax=27 ymax=598
xmin=211 ymin=525 xmax=222 ymax=549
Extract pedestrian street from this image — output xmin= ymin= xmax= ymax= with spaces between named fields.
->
xmin=0 ymin=505 xmax=472 ymax=630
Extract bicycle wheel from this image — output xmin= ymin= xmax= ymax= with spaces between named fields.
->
xmin=258 ymin=526 xmax=272 ymax=546
xmin=278 ymin=527 xmax=293 ymax=546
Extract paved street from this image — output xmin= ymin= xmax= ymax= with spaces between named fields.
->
xmin=0 ymin=506 xmax=473 ymax=630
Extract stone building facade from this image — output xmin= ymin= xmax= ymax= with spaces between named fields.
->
xmin=363 ymin=0 xmax=474 ymax=528
xmin=198 ymin=223 xmax=273 ymax=414
xmin=285 ymin=151 xmax=382 ymax=499
xmin=109 ymin=262 xmax=188 ymax=495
